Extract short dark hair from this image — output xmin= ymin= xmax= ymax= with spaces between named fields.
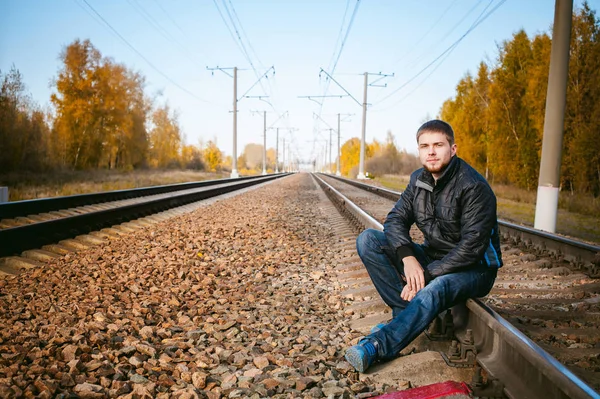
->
xmin=416 ymin=119 xmax=455 ymax=145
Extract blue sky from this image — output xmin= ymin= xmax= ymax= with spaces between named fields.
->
xmin=1 ymin=0 xmax=597 ymax=166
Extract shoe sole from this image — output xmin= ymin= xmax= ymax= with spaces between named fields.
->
xmin=344 ymin=347 xmax=369 ymax=373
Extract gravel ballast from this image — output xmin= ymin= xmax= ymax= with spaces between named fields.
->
xmin=0 ymin=174 xmax=389 ymax=398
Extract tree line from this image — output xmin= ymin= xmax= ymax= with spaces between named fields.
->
xmin=3 ymin=2 xmax=600 ymax=195
xmin=0 ymin=39 xmax=229 ymax=174
xmin=440 ymin=3 xmax=600 ymax=196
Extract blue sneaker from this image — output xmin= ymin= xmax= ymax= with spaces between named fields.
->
xmin=345 ymin=339 xmax=378 ymax=372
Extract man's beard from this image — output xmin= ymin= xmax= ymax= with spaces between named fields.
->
xmin=423 ymin=158 xmax=451 ymax=174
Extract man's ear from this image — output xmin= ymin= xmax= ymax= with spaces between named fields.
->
xmin=451 ymin=143 xmax=457 ymax=157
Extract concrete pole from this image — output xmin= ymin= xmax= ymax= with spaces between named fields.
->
xmin=328 ymin=129 xmax=333 ymax=174
xmin=336 ymin=113 xmax=341 ymax=176
xmin=534 ymin=0 xmax=573 ymax=233
xmin=231 ymin=67 xmax=239 ymax=178
xmin=357 ymin=72 xmax=368 ymax=179
xmin=262 ymin=111 xmax=267 ymax=175
xmin=275 ymin=128 xmax=279 ymax=173
xmin=282 ymin=138 xmax=286 ymax=173
xmin=324 ymin=142 xmax=328 ymax=173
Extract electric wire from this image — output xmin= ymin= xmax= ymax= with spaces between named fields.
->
xmin=326 ymin=0 xmax=352 ymax=74
xmin=371 ymin=0 xmax=485 ymax=105
xmin=228 ymin=0 xmax=265 ymax=71
xmin=389 ymin=0 xmax=459 ymax=68
xmin=313 ymin=0 xmax=361 ymax=163
xmin=372 ymin=0 xmax=505 ymax=109
xmin=403 ymin=0 xmax=485 ymax=72
xmin=126 ymin=0 xmax=206 ymax=69
xmin=226 ymin=0 xmax=278 ymax=113
xmin=152 ymin=0 xmax=188 ymax=38
xmin=79 ymin=0 xmax=214 ymax=105
xmin=327 ymin=0 xmax=361 ymax=78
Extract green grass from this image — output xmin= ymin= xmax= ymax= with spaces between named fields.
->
xmin=0 ymin=169 xmax=228 ymax=202
xmin=374 ymin=174 xmax=600 ymax=245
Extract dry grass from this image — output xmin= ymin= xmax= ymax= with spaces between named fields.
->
xmin=0 ymin=169 xmax=228 ymax=202
xmin=374 ymin=174 xmax=600 ymax=245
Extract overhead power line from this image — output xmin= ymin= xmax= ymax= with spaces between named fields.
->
xmin=79 ymin=0 xmax=213 ymax=105
xmin=152 ymin=0 xmax=188 ymax=38
xmin=212 ymin=0 xmax=282 ymax=120
xmin=372 ymin=0 xmax=506 ymax=109
xmin=389 ymin=0 xmax=459 ymax=69
xmin=314 ymin=0 xmax=362 ymax=147
xmin=126 ymin=0 xmax=206 ymax=69
xmin=326 ymin=0 xmax=361 ymax=78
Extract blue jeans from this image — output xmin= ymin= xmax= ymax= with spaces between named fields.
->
xmin=356 ymin=228 xmax=497 ymax=360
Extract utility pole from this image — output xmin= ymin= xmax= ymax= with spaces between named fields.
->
xmin=357 ymin=72 xmax=368 ymax=179
xmin=276 ymin=128 xmax=279 ymax=173
xmin=207 ymin=65 xmax=275 ymax=178
xmin=262 ymin=111 xmax=267 ymax=175
xmin=232 ymin=67 xmax=239 ymax=178
xmin=534 ymin=0 xmax=573 ymax=233
xmin=337 ymin=114 xmax=341 ymax=176
xmin=282 ymin=138 xmax=285 ymax=172
xmin=269 ymin=126 xmax=297 ymax=174
xmin=328 ymin=128 xmax=333 ymax=174
xmin=316 ymin=69 xmax=392 ymax=179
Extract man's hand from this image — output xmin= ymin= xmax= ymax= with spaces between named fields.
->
xmin=401 ymin=285 xmax=416 ymax=301
xmin=403 ymin=256 xmax=425 ymax=293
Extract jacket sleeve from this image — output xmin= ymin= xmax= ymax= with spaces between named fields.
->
xmin=383 ymin=174 xmax=416 ymax=258
xmin=426 ymin=181 xmax=497 ymax=278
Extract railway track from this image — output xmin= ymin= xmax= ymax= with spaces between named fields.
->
xmin=314 ymin=172 xmax=600 ymax=398
xmin=1 ymin=171 xmax=599 ymax=397
xmin=0 ymin=174 xmax=288 ymax=267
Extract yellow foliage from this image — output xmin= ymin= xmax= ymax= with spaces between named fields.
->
xmin=340 ymin=138 xmax=361 ymax=176
xmin=203 ymin=140 xmax=222 ymax=172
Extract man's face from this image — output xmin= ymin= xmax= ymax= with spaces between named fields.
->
xmin=417 ymin=131 xmax=457 ymax=178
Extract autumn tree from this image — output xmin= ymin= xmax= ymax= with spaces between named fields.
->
xmin=440 ymin=3 xmax=600 ymax=197
xmin=0 ymin=66 xmax=51 ymax=172
xmin=340 ymin=138 xmax=360 ymax=176
xmin=203 ymin=140 xmax=222 ymax=172
xmin=181 ymin=144 xmax=204 ymax=170
xmin=148 ymin=105 xmax=182 ymax=168
xmin=563 ymin=3 xmax=600 ymax=195
xmin=51 ymin=39 xmax=150 ymax=170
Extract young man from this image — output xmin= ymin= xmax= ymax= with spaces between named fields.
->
xmin=345 ymin=119 xmax=502 ymax=372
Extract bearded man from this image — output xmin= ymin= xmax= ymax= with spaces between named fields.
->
xmin=345 ymin=119 xmax=503 ymax=372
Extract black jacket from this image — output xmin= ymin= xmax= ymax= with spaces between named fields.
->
xmin=384 ymin=156 xmax=503 ymax=279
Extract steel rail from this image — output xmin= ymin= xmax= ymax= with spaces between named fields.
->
xmin=312 ymin=172 xmax=597 ymax=399
xmin=0 ymin=174 xmax=280 ymax=220
xmin=319 ymin=173 xmax=600 ymax=274
xmin=0 ymin=174 xmax=288 ymax=257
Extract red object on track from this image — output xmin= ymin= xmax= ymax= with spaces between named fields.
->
xmin=372 ymin=381 xmax=473 ymax=399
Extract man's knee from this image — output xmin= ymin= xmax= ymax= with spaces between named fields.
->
xmin=417 ymin=277 xmax=453 ymax=310
xmin=356 ymin=228 xmax=383 ymax=253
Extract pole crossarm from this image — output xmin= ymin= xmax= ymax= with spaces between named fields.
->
xmin=238 ymin=66 xmax=275 ymax=101
xmin=245 ymin=95 xmax=272 ymax=106
xmin=267 ymin=111 xmax=289 ymax=129
xmin=319 ymin=68 xmax=362 ymax=106
xmin=369 ymin=73 xmax=394 ymax=87
xmin=312 ymin=112 xmax=336 ymax=131
xmin=298 ymin=95 xmax=348 ymax=106
xmin=206 ymin=66 xmax=237 ymax=78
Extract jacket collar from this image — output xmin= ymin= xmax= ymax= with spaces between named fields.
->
xmin=416 ymin=156 xmax=459 ymax=192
